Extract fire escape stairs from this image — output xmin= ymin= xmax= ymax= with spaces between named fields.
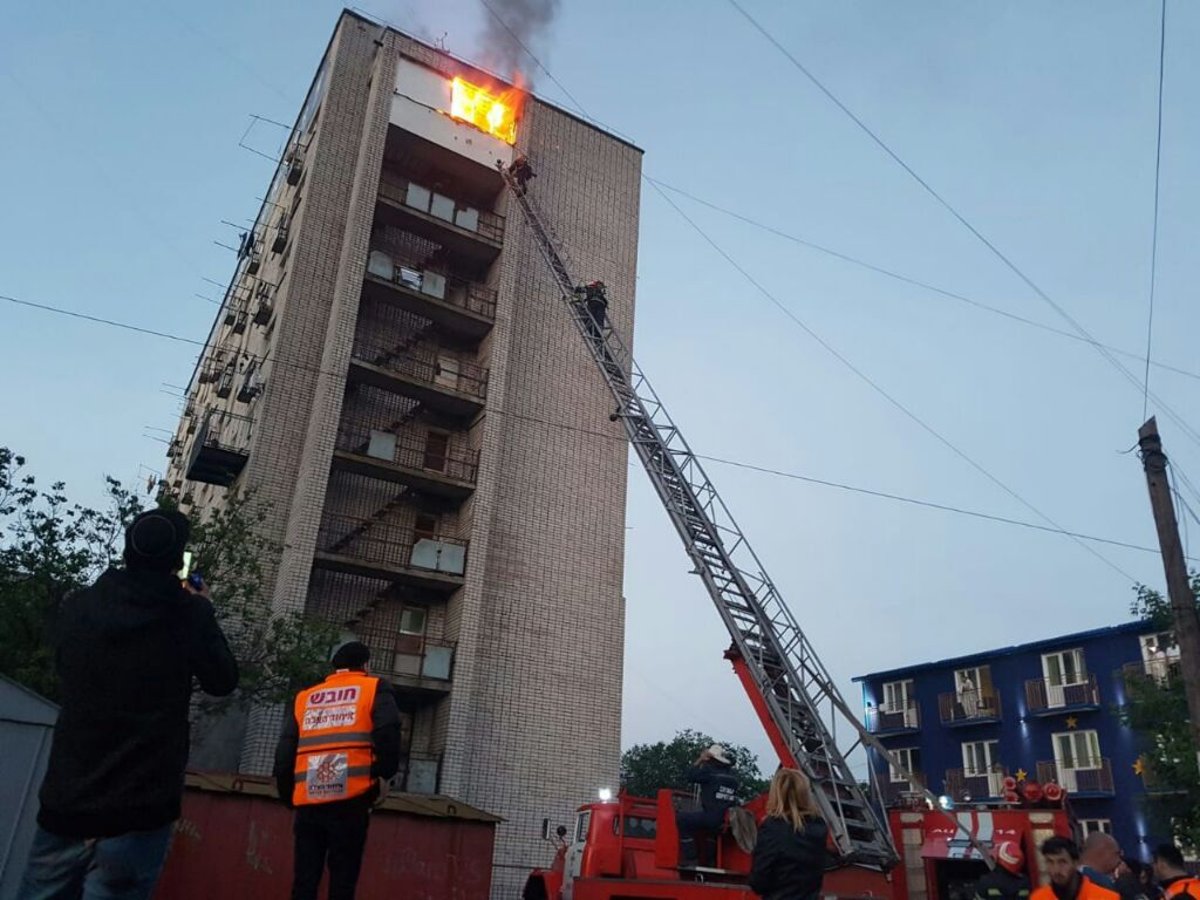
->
xmin=327 ymin=489 xmax=413 ymax=557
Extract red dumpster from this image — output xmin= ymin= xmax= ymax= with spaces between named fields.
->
xmin=155 ymin=772 xmax=499 ymax=899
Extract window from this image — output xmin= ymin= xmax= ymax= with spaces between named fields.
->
xmin=413 ymin=514 xmax=438 ymax=541
xmin=614 ymin=815 xmax=657 ymax=839
xmin=961 ymin=740 xmax=999 ymax=776
xmin=1080 ymin=819 xmax=1113 ymax=838
xmin=1042 ymin=649 xmax=1086 ymax=686
xmin=881 ymin=680 xmax=918 ymax=728
xmin=1053 ymin=730 xmax=1101 ymax=771
xmin=423 ymin=431 xmax=449 ymax=472
xmin=575 ymin=811 xmax=591 ymax=844
xmin=393 ymin=606 xmax=428 ymax=676
xmin=955 ymin=666 xmax=995 ymax=717
xmin=889 ymin=747 xmax=921 ymax=784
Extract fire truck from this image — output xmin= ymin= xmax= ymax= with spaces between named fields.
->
xmin=498 ymin=162 xmax=1073 ymax=900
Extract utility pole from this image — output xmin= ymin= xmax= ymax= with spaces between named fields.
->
xmin=1138 ymin=417 xmax=1200 ymax=774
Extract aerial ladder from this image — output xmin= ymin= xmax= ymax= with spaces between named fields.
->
xmin=498 ymin=160 xmax=907 ymax=872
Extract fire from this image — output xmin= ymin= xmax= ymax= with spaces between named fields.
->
xmin=449 ymin=76 xmax=520 ymax=145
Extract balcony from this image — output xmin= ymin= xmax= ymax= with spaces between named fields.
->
xmin=1037 ymin=758 xmax=1114 ymax=797
xmin=331 ymin=428 xmax=478 ymax=500
xmin=364 ymin=250 xmax=496 ymax=341
xmin=865 ymin=702 xmax=920 ymax=735
xmin=347 ymin=343 xmax=488 ymax=419
xmin=375 ymin=176 xmax=504 ymax=264
xmin=185 ymin=410 xmax=252 ymax=487
xmin=939 ymin=690 xmax=1002 ymax=726
xmin=360 ymin=631 xmax=454 ymax=703
xmin=945 ymin=766 xmax=1008 ymax=803
xmin=314 ymin=512 xmax=467 ymax=593
xmin=1121 ymin=659 xmax=1182 ymax=690
xmin=1025 ymin=675 xmax=1101 ymax=715
xmin=878 ymin=775 xmax=926 ymax=808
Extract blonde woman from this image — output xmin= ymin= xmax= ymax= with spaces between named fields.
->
xmin=749 ymin=768 xmax=829 ymax=900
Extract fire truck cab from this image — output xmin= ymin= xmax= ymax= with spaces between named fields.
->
xmin=523 ymin=791 xmax=759 ymax=900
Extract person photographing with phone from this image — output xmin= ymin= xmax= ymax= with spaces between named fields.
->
xmin=18 ymin=509 xmax=238 ymax=900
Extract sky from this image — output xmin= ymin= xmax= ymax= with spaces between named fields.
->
xmin=2 ymin=1 xmax=1198 ymax=782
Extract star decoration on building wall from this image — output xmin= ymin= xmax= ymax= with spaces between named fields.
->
xmin=1066 ymin=716 xmax=1078 ymax=729
xmin=1015 ymin=768 xmax=1028 ymax=782
xmin=1133 ymin=757 xmax=1146 ymax=776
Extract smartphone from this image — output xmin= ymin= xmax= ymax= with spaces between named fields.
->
xmin=178 ymin=551 xmax=193 ymax=582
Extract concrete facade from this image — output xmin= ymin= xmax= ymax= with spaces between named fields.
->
xmin=166 ymin=12 xmax=641 ymax=893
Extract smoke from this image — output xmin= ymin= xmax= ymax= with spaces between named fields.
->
xmin=478 ymin=0 xmax=561 ymax=81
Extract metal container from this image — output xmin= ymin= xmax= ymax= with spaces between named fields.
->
xmin=155 ymin=772 xmax=498 ymax=899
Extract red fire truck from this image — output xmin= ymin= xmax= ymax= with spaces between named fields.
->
xmin=500 ymin=162 xmax=1073 ymax=900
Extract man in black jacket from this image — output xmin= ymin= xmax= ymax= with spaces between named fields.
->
xmin=274 ymin=641 xmax=402 ymax=900
xmin=677 ymin=744 xmax=740 ymax=867
xmin=18 ymin=509 xmax=239 ymax=900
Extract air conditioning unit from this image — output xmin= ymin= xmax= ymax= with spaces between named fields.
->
xmin=253 ymin=282 xmax=274 ymax=325
xmin=232 ymin=309 xmax=249 ymax=335
xmin=215 ymin=368 xmax=234 ymax=399
xmin=285 ymin=146 xmax=305 ymax=185
xmin=237 ymin=370 xmax=264 ymax=403
xmin=246 ymin=249 xmax=261 ymax=276
xmin=271 ymin=216 xmax=289 ymax=254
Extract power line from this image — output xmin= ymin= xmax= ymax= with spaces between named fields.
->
xmin=1143 ymin=0 xmax=1168 ymax=421
xmin=646 ymin=180 xmax=1138 ymax=584
xmin=646 ymin=176 xmax=1200 ymax=385
xmin=0 ymin=291 xmax=1170 ymax=567
xmin=725 ymin=0 xmax=1200 ymax=451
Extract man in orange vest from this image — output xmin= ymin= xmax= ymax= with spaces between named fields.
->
xmin=1154 ymin=844 xmax=1199 ymax=900
xmin=274 ymin=641 xmax=401 ymax=900
xmin=1032 ymin=837 xmax=1121 ymax=900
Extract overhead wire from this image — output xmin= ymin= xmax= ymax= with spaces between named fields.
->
xmin=1 ymin=290 xmax=1177 ymax=567
xmin=470 ymin=0 xmax=1142 ymax=584
xmin=724 ymin=0 xmax=1200 ymax=450
xmin=646 ymin=176 xmax=1200 ymax=385
xmin=1142 ymin=0 xmax=1169 ymax=421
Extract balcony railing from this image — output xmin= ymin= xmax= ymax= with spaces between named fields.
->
xmin=1037 ymin=758 xmax=1114 ymax=795
xmin=185 ymin=409 xmax=252 ymax=487
xmin=1025 ymin=675 xmax=1100 ymax=714
xmin=315 ymin=512 xmax=467 ymax=589
xmin=377 ymin=176 xmax=504 ymax=245
xmin=865 ymin=702 xmax=920 ymax=733
xmin=335 ymin=425 xmax=479 ymax=486
xmin=945 ymin=766 xmax=1008 ymax=802
xmin=1121 ymin=659 xmax=1182 ymax=689
xmin=350 ymin=337 xmax=489 ymax=403
xmin=939 ymin=690 xmax=1002 ymax=725
xmin=878 ymin=775 xmax=926 ymax=807
xmin=365 ymin=249 xmax=497 ymax=322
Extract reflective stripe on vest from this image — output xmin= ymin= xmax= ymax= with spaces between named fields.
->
xmin=292 ymin=671 xmax=378 ymax=806
xmin=1165 ymin=879 xmax=1200 ymax=900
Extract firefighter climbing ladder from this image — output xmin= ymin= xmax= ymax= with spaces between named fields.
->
xmin=498 ymin=163 xmax=900 ymax=869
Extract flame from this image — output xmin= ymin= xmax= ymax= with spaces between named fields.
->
xmin=449 ymin=76 xmax=520 ymax=145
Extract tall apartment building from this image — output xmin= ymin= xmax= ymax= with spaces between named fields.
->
xmin=164 ymin=11 xmax=641 ymax=890
xmin=854 ymin=620 xmax=1179 ymax=861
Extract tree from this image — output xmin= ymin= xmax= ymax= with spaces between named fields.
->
xmin=1121 ymin=576 xmax=1200 ymax=853
xmin=620 ymin=729 xmax=769 ymax=802
xmin=0 ymin=447 xmax=336 ymax=710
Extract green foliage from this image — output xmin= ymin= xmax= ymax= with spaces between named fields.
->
xmin=0 ymin=448 xmax=336 ymax=710
xmin=620 ymin=728 xmax=769 ymax=802
xmin=1122 ymin=576 xmax=1200 ymax=853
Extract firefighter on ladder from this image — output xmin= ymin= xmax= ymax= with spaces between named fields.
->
xmin=275 ymin=641 xmax=402 ymax=900
xmin=510 ymin=154 xmax=535 ymax=195
xmin=575 ymin=280 xmax=608 ymax=337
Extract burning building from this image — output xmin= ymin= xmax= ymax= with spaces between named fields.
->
xmin=163 ymin=10 xmax=641 ymax=893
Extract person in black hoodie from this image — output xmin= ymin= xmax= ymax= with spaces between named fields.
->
xmin=18 ymin=509 xmax=238 ymax=900
xmin=749 ymin=768 xmax=829 ymax=900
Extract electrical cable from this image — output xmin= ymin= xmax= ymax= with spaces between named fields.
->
xmin=646 ymin=176 xmax=1200 ymax=385
xmin=1142 ymin=0 xmax=1168 ymax=421
xmin=646 ymin=180 xmax=1139 ymax=583
xmin=724 ymin=0 xmax=1200 ymax=450
xmin=0 ymin=290 xmax=1175 ymax=567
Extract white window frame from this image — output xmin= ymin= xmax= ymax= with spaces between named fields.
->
xmin=1080 ymin=819 xmax=1113 ymax=838
xmin=955 ymin=666 xmax=993 ymax=717
xmin=1042 ymin=649 xmax=1087 ymax=707
xmin=1052 ymin=729 xmax=1102 ymax=792
xmin=882 ymin=680 xmax=918 ymax=727
xmin=889 ymin=747 xmax=919 ymax=784
xmin=961 ymin=740 xmax=998 ymax=776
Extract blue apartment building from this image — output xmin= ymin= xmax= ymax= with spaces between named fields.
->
xmin=854 ymin=620 xmax=1179 ymax=861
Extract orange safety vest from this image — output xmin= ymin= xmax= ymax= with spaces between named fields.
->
xmin=1031 ymin=877 xmax=1120 ymax=900
xmin=292 ymin=670 xmax=379 ymax=806
xmin=1165 ymin=878 xmax=1200 ymax=900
